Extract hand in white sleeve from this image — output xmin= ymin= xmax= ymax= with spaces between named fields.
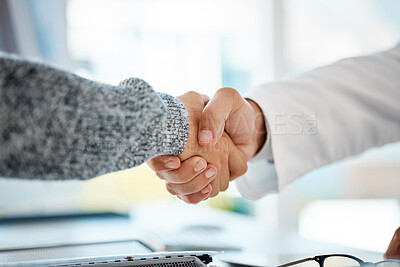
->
xmin=241 ymin=43 xmax=400 ymax=199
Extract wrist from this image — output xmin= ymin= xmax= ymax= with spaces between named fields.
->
xmin=247 ymin=99 xmax=267 ymax=158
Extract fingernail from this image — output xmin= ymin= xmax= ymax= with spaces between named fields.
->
xmin=198 ymin=130 xmax=213 ymax=143
xmin=205 ymin=167 xmax=216 ymax=179
xmin=194 ymin=160 xmax=207 ymax=172
xmin=165 ymin=160 xmax=179 ymax=169
xmin=201 ymin=186 xmax=211 ymax=194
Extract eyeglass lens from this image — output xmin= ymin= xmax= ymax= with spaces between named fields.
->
xmin=323 ymin=256 xmax=361 ymax=267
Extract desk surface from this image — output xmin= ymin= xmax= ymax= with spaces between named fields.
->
xmin=0 ymin=202 xmax=384 ymax=266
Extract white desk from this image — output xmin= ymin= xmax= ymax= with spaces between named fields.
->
xmin=0 ymin=201 xmax=384 ymax=266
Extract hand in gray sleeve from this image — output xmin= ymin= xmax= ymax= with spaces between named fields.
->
xmin=0 ymin=53 xmax=189 ymax=180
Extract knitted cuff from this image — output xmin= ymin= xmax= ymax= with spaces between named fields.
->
xmin=157 ymin=93 xmax=189 ymax=155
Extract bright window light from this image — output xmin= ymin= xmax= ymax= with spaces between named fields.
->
xmin=67 ymin=0 xmax=273 ymax=96
xmin=299 ymin=199 xmax=400 ymax=252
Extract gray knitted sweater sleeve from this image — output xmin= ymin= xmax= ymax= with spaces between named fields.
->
xmin=0 ymin=53 xmax=189 ymax=180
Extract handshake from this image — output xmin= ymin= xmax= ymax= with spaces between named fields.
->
xmin=147 ymin=88 xmax=267 ymax=204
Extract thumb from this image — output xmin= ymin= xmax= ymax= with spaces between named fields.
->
xmin=198 ymin=88 xmax=237 ymax=147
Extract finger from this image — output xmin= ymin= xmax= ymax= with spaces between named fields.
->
xmin=159 ymin=156 xmax=208 ymax=184
xmin=209 ymin=160 xmax=230 ymax=198
xmin=179 ymin=184 xmax=212 ymax=204
xmin=167 ymin=164 xmax=217 ymax=196
xmin=208 ymin=136 xmax=243 ymax=197
xmin=385 ymin=227 xmax=400 ymax=259
xmin=146 ymin=155 xmax=181 ymax=171
xmin=178 ymin=91 xmax=210 ymax=103
xmin=166 ymin=184 xmax=176 ymax=195
xmin=228 ymin=139 xmax=248 ymax=180
xmin=156 ymin=172 xmax=164 ymax=180
xmin=198 ymin=87 xmax=239 ymax=147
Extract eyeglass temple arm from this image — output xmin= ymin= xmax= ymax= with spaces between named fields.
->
xmin=277 ymin=257 xmax=315 ymax=267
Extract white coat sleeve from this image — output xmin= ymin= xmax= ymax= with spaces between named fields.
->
xmin=235 ymin=44 xmax=400 ymax=199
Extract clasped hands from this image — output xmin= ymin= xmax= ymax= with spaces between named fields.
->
xmin=147 ymin=88 xmax=266 ymax=204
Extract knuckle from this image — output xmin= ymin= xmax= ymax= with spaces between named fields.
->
xmin=217 ymin=87 xmax=238 ymax=96
xmin=209 ymin=184 xmax=219 ymax=198
xmin=210 ymin=190 xmax=219 ymax=198
xmin=220 ymin=182 xmax=229 ymax=192
xmin=167 ymin=183 xmax=184 ymax=195
xmin=216 ymin=87 xmax=242 ymax=107
xmin=147 ymin=156 xmax=175 ymax=171
xmin=155 ymin=172 xmax=164 ymax=180
xmin=186 ymin=91 xmax=201 ymax=98
xmin=154 ymin=155 xmax=169 ymax=162
xmin=166 ymin=184 xmax=177 ymax=195
xmin=175 ymin=188 xmax=184 ymax=195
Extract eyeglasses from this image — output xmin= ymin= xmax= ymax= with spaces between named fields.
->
xmin=278 ymin=254 xmax=400 ymax=267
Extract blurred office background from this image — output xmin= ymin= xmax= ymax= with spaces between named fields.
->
xmin=0 ymin=0 xmax=399 ymax=254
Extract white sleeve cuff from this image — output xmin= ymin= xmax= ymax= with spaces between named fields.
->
xmin=235 ymin=96 xmax=277 ymax=200
xmin=235 ymin=159 xmax=278 ymax=200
